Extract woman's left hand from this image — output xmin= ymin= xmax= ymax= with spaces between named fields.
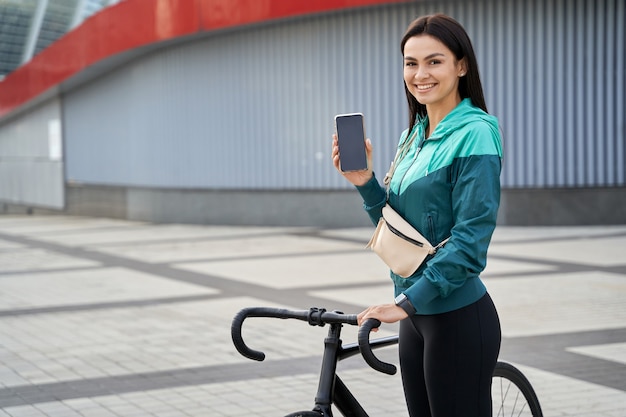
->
xmin=357 ymin=303 xmax=408 ymax=328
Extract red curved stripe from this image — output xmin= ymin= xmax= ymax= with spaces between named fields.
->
xmin=0 ymin=0 xmax=407 ymax=119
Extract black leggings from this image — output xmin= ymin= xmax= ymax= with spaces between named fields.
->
xmin=399 ymin=293 xmax=501 ymax=417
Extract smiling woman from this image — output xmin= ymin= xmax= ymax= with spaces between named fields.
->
xmin=332 ymin=13 xmax=504 ymax=417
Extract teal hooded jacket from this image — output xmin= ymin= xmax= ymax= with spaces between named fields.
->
xmin=356 ymin=98 xmax=503 ymax=315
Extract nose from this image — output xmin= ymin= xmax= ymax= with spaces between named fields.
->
xmin=415 ymin=65 xmax=429 ymax=80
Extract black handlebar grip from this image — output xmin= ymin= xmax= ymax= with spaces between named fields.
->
xmin=358 ymin=318 xmax=397 ymax=375
xmin=231 ymin=308 xmax=265 ymax=361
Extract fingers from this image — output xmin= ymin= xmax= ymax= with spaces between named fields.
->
xmin=357 ymin=312 xmax=380 ymax=332
xmin=331 ymin=134 xmax=341 ymax=171
xmin=365 ymin=138 xmax=373 ymax=167
xmin=357 ymin=306 xmax=376 ymax=326
xmin=357 ymin=309 xmax=367 ymax=326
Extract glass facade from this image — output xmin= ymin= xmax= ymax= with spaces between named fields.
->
xmin=0 ymin=0 xmax=117 ymax=79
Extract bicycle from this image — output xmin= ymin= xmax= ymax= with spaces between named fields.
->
xmin=232 ymin=306 xmax=543 ymax=417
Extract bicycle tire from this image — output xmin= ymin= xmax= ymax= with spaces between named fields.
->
xmin=492 ymin=361 xmax=543 ymax=417
xmin=283 ymin=411 xmax=323 ymax=417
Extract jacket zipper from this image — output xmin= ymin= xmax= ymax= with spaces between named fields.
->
xmin=427 ymin=215 xmax=436 ymax=243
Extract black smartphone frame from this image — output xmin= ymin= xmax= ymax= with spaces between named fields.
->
xmin=335 ymin=113 xmax=367 ymax=172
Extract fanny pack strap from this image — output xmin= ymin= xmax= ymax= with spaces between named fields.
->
xmin=429 ymin=237 xmax=451 ymax=254
xmin=383 ymin=128 xmax=424 ymax=198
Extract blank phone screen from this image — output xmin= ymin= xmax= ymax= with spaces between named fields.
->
xmin=335 ymin=113 xmax=367 ymax=172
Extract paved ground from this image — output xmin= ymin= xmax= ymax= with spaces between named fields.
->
xmin=0 ymin=214 xmax=624 ymax=416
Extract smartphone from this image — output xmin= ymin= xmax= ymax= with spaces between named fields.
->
xmin=335 ymin=113 xmax=367 ymax=172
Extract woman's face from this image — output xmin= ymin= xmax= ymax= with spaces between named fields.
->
xmin=403 ymin=34 xmax=466 ymax=111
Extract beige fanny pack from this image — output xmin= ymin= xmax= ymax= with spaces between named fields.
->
xmin=367 ymin=204 xmax=449 ymax=278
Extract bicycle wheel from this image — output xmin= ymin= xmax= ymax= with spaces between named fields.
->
xmin=492 ymin=361 xmax=543 ymax=417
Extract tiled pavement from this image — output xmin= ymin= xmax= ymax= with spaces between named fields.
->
xmin=0 ymin=214 xmax=625 ymax=416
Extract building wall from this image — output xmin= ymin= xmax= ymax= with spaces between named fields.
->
xmin=0 ymin=99 xmax=64 ymax=209
xmin=62 ymin=4 xmax=407 ymax=190
xmin=62 ymin=0 xmax=625 ymax=191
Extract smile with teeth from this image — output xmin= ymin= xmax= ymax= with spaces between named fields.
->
xmin=417 ymin=83 xmax=436 ymax=90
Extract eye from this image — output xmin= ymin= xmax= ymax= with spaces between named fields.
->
xmin=429 ymin=59 xmax=441 ymax=65
xmin=405 ymin=62 xmax=416 ymax=67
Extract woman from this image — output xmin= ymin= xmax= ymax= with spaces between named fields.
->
xmin=332 ymin=14 xmax=502 ymax=417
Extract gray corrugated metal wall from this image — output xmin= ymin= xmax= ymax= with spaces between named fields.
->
xmin=467 ymin=0 xmax=625 ymax=188
xmin=0 ymin=99 xmax=64 ymax=208
xmin=63 ymin=4 xmax=407 ymax=190
xmin=60 ymin=0 xmax=623 ymax=192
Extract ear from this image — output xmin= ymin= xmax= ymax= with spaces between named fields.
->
xmin=458 ymin=58 xmax=468 ymax=77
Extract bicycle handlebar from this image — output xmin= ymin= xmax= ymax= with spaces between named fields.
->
xmin=231 ymin=306 xmax=397 ymax=375
xmin=231 ymin=306 xmax=358 ymax=361
xmin=357 ymin=318 xmax=397 ymax=375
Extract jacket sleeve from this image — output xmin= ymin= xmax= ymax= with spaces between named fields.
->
xmin=355 ymin=174 xmax=387 ymax=226
xmin=406 ymin=126 xmax=502 ymax=308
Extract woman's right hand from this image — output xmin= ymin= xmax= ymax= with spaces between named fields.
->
xmin=357 ymin=303 xmax=408 ymax=327
xmin=331 ymin=134 xmax=374 ymax=186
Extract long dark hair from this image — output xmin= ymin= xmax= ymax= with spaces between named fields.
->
xmin=400 ymin=14 xmax=488 ymax=131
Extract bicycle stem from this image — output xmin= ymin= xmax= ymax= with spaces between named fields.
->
xmin=312 ymin=322 xmax=343 ymax=416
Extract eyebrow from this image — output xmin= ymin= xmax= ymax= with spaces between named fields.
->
xmin=404 ymin=52 xmax=446 ymax=61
